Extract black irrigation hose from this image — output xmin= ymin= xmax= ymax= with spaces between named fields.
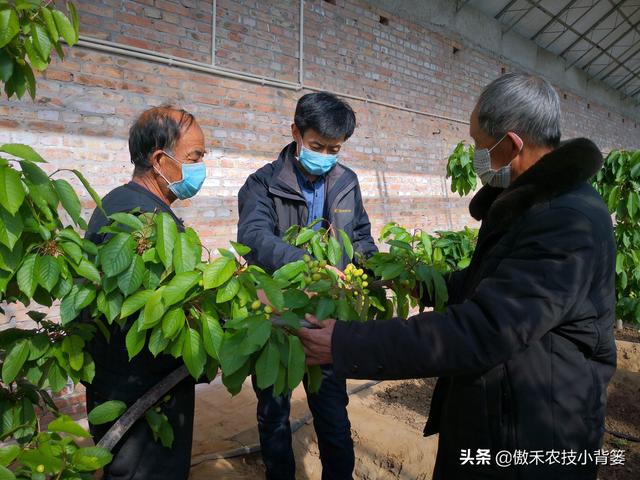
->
xmin=190 ymin=380 xmax=381 ymax=466
xmin=605 ymin=429 xmax=640 ymax=443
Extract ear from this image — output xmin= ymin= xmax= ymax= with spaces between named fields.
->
xmin=506 ymin=132 xmax=524 ymax=155
xmin=150 ymin=149 xmax=164 ymax=169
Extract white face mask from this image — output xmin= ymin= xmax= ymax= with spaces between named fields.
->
xmin=472 ymin=134 xmax=517 ymax=189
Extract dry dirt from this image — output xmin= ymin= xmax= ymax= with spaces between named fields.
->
xmin=187 ymin=339 xmax=640 ymax=480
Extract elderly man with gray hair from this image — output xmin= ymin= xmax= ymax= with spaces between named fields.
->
xmin=298 ymin=73 xmax=616 ymax=480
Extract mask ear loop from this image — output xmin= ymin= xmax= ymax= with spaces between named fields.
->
xmin=154 ymin=150 xmax=180 ymax=186
xmin=488 ymin=133 xmax=508 ymax=153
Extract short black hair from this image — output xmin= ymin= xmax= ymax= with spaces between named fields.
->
xmin=128 ymin=105 xmax=195 ymax=176
xmin=294 ymin=92 xmax=356 ymax=140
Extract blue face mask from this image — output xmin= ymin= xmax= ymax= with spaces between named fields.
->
xmin=298 ymin=146 xmax=338 ymax=176
xmin=156 ymin=151 xmax=206 ymax=200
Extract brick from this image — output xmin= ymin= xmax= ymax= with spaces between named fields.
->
xmin=3 ymin=0 xmax=639 ymax=420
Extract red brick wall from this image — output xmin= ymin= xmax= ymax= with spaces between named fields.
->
xmin=1 ymin=0 xmax=639 ymax=413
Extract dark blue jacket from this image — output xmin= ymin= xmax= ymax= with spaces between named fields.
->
xmin=237 ymin=142 xmax=377 ymax=271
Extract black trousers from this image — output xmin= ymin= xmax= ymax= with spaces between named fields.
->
xmin=86 ymin=377 xmax=195 ymax=480
xmin=253 ymin=365 xmax=354 ymax=480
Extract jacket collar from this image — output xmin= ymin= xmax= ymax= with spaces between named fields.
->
xmin=270 ymin=142 xmax=352 ymax=199
xmin=469 ymin=138 xmax=603 ymax=233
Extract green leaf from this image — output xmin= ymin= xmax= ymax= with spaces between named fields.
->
xmin=260 ymin=276 xmax=285 ymax=311
xmin=230 ymin=241 xmax=251 ymax=256
xmin=24 ymin=36 xmax=48 ymax=71
xmin=216 ymin=276 xmax=240 ymax=303
xmin=0 ymin=166 xmax=26 ymax=215
xmin=2 ymin=339 xmax=29 ymax=384
xmin=0 ymin=143 xmax=45 ymax=163
xmin=311 ymin=236 xmax=325 ymax=261
xmin=0 ymin=444 xmax=20 ymax=467
xmin=616 ymin=252 xmax=625 ymax=274
xmin=219 ymin=331 xmax=249 ymax=375
xmin=0 ymin=207 xmax=23 ymax=250
xmin=41 ymin=7 xmax=59 ymax=42
xmin=201 ymin=312 xmax=223 ymax=359
xmin=141 ymin=289 xmax=165 ymax=330
xmin=273 ymin=260 xmax=306 ymax=282
xmin=125 ymin=319 xmax=146 ymax=360
xmin=295 ymin=228 xmax=316 ymax=246
xmin=161 ymin=307 xmax=186 ymax=339
xmin=306 ymin=365 xmax=323 ymax=393
xmin=255 ymin=341 xmax=279 ymax=390
xmin=60 ymin=240 xmax=82 ymax=264
xmin=155 ymin=213 xmax=178 ymax=269
xmin=88 ymin=400 xmax=127 ymax=425
xmin=282 ymin=289 xmax=310 ymax=309
xmin=69 ymin=1 xmax=80 ymax=35
xmin=62 ymin=335 xmax=85 ymax=371
xmin=100 ymin=232 xmax=135 ymax=277
xmin=163 ymin=271 xmax=200 ymax=307
xmin=173 ymin=232 xmax=200 ymax=274
xmin=0 ymin=50 xmax=13 ymax=83
xmin=52 ymin=9 xmax=77 ymax=45
xmin=109 ymin=212 xmax=143 ymax=231
xmin=17 ymin=254 xmax=37 ymax=297
xmin=0 ymin=8 xmax=19 ymax=49
xmin=327 ymin=236 xmax=342 ymax=266
xmin=607 ymin=185 xmax=620 ymax=212
xmin=203 ymin=256 xmax=236 ymax=289
xmin=73 ymin=447 xmax=113 ymax=472
xmin=117 ymin=254 xmax=145 ymax=296
xmin=315 ymin=297 xmax=335 ymax=320
xmin=70 ymin=168 xmax=103 ymax=212
xmin=73 ymin=258 xmax=101 ymax=284
xmin=380 ymin=263 xmax=405 ymax=280
xmin=96 ymin=290 xmax=123 ymax=324
xmin=31 ymin=22 xmax=53 ymax=62
xmin=339 ymin=230 xmax=354 ymax=261
xmin=183 ymin=328 xmax=206 ymax=379
xmin=36 ymin=255 xmax=60 ymax=292
xmin=0 ymin=465 xmax=15 ymax=480
xmin=120 ymin=289 xmax=153 ymax=318
xmin=287 ymin=336 xmax=306 ymax=390
xmin=48 ymin=414 xmax=91 ymax=437
xmin=53 ymin=178 xmax=82 ymax=225
xmin=148 ymin=324 xmax=170 ymax=356
xmin=627 ymin=191 xmax=638 ymax=219
xmin=47 ymin=362 xmax=66 ymax=392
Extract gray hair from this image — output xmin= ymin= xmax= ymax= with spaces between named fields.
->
xmin=476 ymin=73 xmax=561 ymax=148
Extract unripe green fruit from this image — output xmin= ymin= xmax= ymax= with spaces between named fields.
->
xmin=362 ymin=274 xmax=368 ymax=280
xmin=319 ymin=260 xmax=327 ymax=267
xmin=264 ymin=306 xmax=273 ymax=314
xmin=251 ymin=300 xmax=262 ymax=310
xmin=155 ymin=406 xmax=162 ymax=413
xmin=303 ymin=254 xmax=311 ymax=263
xmin=37 ymin=465 xmax=45 ymax=473
xmin=312 ymin=273 xmax=322 ymax=281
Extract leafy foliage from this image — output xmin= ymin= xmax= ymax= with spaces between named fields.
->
xmin=593 ymin=149 xmax=640 ymax=324
xmin=446 ymin=141 xmax=476 ymax=196
xmin=0 ymin=0 xmax=79 ymax=100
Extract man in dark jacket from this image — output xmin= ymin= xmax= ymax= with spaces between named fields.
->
xmin=83 ymin=106 xmax=207 ymax=480
xmin=298 ymin=74 xmax=617 ymax=480
xmin=237 ymin=92 xmax=377 ymax=479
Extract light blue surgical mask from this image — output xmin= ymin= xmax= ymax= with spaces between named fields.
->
xmin=298 ymin=146 xmax=338 ymax=176
xmin=155 ymin=151 xmax=206 ymax=200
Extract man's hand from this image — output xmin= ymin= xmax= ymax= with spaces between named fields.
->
xmin=297 ymin=314 xmax=336 ymax=365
